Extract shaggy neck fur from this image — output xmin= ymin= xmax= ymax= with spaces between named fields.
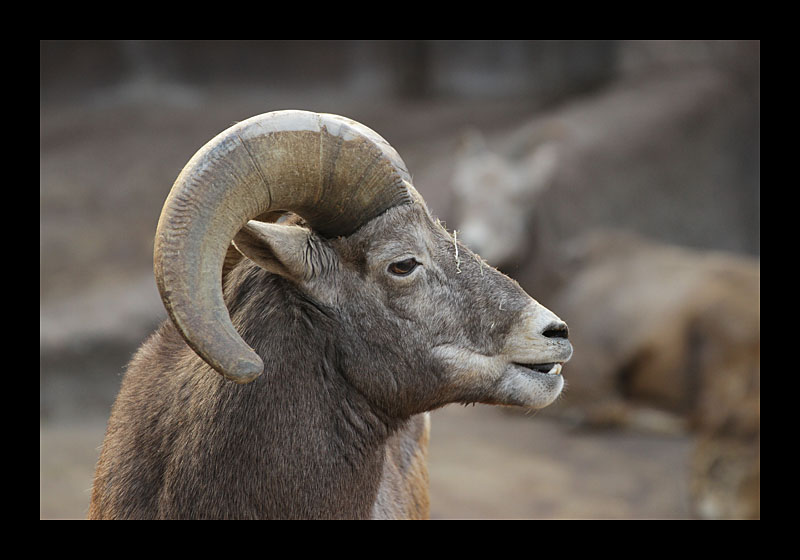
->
xmin=90 ymin=263 xmax=399 ymax=520
xmin=226 ymin=264 xmax=402 ymax=517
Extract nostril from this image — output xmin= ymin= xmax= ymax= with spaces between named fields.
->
xmin=542 ymin=322 xmax=569 ymax=339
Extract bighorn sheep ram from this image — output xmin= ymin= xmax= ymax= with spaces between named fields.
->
xmin=89 ymin=110 xmax=572 ymax=520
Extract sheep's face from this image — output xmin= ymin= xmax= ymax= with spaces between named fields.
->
xmin=233 ymin=202 xmax=571 ymax=417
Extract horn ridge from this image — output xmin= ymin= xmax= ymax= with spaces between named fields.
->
xmin=154 ymin=110 xmax=413 ymax=382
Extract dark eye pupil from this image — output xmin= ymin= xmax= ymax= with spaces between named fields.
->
xmin=389 ymin=258 xmax=418 ymax=276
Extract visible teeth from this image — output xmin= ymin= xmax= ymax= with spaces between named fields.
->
xmin=516 ymin=362 xmax=563 ymax=375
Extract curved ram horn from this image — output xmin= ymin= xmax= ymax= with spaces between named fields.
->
xmin=154 ymin=110 xmax=413 ymax=383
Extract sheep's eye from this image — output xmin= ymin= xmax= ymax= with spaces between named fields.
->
xmin=388 ymin=258 xmax=419 ymax=276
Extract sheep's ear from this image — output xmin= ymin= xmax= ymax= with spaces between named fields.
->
xmin=232 ymin=221 xmax=311 ymax=281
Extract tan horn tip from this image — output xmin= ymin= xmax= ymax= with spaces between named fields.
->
xmin=225 ymin=354 xmax=264 ymax=384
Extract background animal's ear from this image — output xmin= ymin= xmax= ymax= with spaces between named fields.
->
xmin=232 ymin=221 xmax=310 ymax=281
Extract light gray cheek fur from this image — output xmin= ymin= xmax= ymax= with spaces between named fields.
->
xmin=432 ymin=345 xmax=505 ymax=381
xmin=431 ymin=344 xmax=507 ymax=404
xmin=431 ymin=345 xmax=565 ymax=409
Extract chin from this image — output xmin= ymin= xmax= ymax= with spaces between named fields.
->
xmin=495 ymin=363 xmax=565 ymax=409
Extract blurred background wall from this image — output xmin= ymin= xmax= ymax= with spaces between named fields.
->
xmin=40 ymin=40 xmax=759 ymax=519
xmin=41 ymin=40 xmax=620 ymax=101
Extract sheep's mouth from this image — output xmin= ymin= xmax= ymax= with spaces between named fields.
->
xmin=513 ymin=362 xmax=562 ymax=376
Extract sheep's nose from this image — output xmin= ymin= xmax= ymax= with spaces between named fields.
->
xmin=542 ymin=321 xmax=569 ymax=340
